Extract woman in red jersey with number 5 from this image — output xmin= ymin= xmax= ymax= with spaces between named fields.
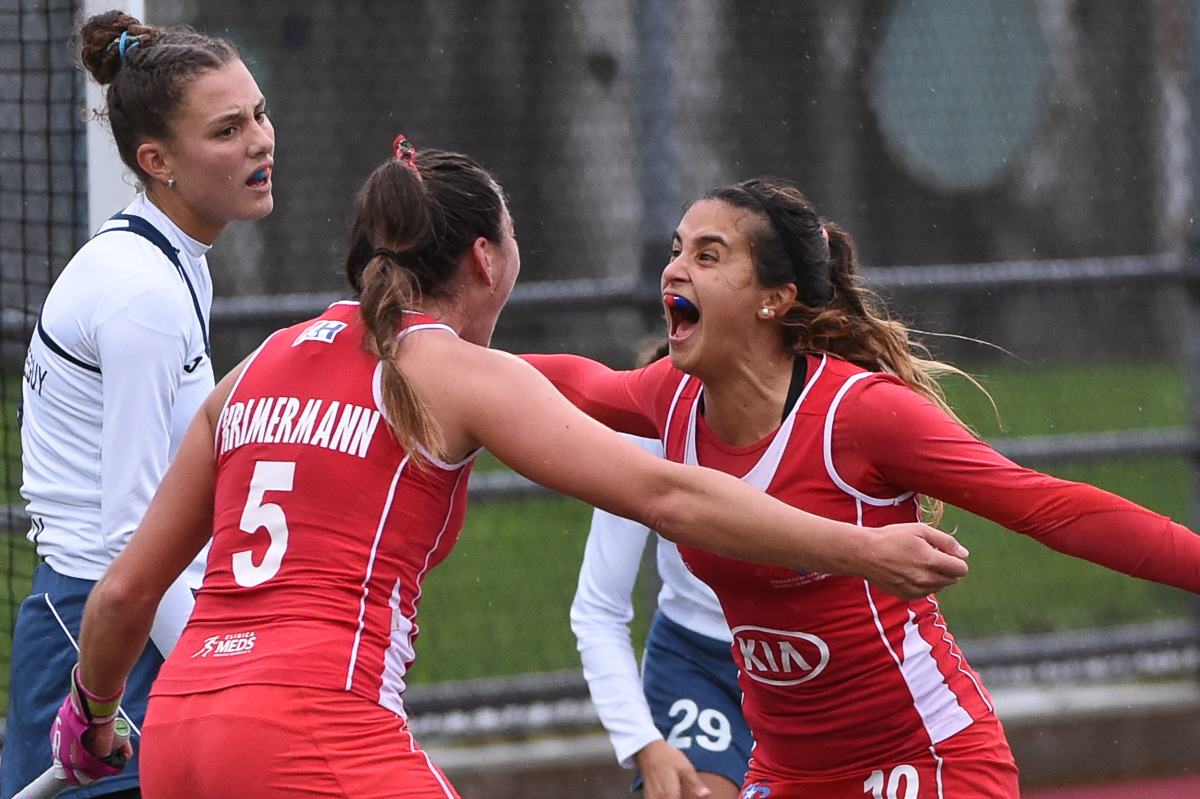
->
xmin=44 ymin=143 xmax=969 ymax=798
xmin=523 ymin=178 xmax=1200 ymax=799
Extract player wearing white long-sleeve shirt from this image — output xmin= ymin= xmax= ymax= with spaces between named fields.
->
xmin=22 ymin=193 xmax=213 ymax=614
xmin=5 ymin=195 xmax=214 ymax=799
xmin=0 ymin=14 xmax=275 ymax=798
xmin=572 ymin=436 xmax=752 ymax=799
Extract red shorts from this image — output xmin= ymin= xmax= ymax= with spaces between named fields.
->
xmin=739 ymin=715 xmax=1019 ymax=799
xmin=139 ymin=684 xmax=460 ymax=798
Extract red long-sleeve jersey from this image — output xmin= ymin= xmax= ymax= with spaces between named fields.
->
xmin=525 ymin=350 xmax=1200 ymax=779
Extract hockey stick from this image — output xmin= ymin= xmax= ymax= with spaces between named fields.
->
xmin=12 ymin=718 xmax=131 ymax=799
xmin=11 ymin=596 xmax=143 ymax=798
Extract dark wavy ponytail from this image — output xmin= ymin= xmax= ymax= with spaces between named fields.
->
xmin=702 ymin=177 xmax=992 ymax=522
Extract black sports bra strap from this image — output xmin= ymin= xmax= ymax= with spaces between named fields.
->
xmin=781 ymin=354 xmax=809 ymax=422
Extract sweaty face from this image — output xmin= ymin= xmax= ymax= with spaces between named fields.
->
xmin=157 ymin=59 xmax=275 ymax=242
xmin=660 ymin=199 xmax=772 ymax=378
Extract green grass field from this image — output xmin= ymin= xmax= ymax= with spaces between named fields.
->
xmin=2 ymin=361 xmax=1195 ymax=702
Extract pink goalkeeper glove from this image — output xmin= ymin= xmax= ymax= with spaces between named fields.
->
xmin=49 ymin=666 xmax=130 ymax=786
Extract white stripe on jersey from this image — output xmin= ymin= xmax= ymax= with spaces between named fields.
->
xmin=346 ymin=454 xmax=411 ymax=692
xmin=662 ymin=370 xmax=691 ymax=452
xmin=382 ymin=577 xmax=413 ymax=717
xmin=929 ymin=744 xmax=946 ymax=799
xmin=928 ymin=595 xmax=994 ymax=714
xmin=823 ymin=370 xmax=915 ymax=507
xmin=377 ymin=464 xmax=473 ymax=713
xmin=404 ymin=726 xmax=459 ymax=798
xmin=864 ymin=584 xmax=974 ymax=744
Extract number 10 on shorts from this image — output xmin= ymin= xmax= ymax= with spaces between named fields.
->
xmin=863 ymin=765 xmax=918 ymax=799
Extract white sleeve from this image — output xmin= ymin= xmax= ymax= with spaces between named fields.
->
xmin=95 ymin=276 xmax=195 ymax=653
xmin=571 ymin=498 xmax=663 ymax=769
xmin=148 ymin=573 xmax=196 ymax=657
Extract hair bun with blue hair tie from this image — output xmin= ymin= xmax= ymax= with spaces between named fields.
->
xmin=105 ymin=30 xmax=140 ymax=61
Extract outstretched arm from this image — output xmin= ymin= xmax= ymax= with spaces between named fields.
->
xmin=845 ymin=378 xmax=1200 ymax=592
xmin=520 ymin=352 xmax=663 ymax=437
xmin=411 ymin=336 xmax=969 ymax=598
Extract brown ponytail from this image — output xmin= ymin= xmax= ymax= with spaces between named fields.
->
xmin=345 ymin=146 xmax=506 ymax=464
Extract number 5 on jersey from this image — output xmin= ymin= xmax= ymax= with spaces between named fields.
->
xmin=233 ymin=461 xmax=295 ymax=587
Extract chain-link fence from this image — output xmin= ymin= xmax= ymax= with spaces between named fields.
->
xmin=2 ymin=0 xmax=1198 ymax=729
xmin=1 ymin=0 xmax=86 ymax=720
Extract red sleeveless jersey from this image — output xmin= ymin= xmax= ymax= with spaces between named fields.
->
xmin=524 ymin=350 xmax=1200 ymax=780
xmin=153 ymin=303 xmax=475 ymax=718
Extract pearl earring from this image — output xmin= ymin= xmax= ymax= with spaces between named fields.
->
xmin=167 ymin=178 xmax=175 ymax=188
xmin=759 ymin=308 xmax=772 ymax=318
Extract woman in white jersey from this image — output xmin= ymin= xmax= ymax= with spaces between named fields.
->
xmin=573 ymin=346 xmax=749 ymax=799
xmin=1 ymin=10 xmax=273 ymax=799
xmin=45 ymin=139 xmax=967 ymax=797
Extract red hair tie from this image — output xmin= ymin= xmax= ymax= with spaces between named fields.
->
xmin=393 ymin=134 xmax=419 ymax=175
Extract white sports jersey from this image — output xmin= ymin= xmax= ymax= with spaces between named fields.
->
xmin=570 ymin=435 xmax=730 ymax=768
xmin=20 ymin=194 xmax=213 ymax=652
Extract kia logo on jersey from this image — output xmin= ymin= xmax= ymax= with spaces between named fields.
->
xmin=731 ymin=625 xmax=830 ymax=686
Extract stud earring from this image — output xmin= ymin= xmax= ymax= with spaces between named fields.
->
xmin=759 ymin=307 xmax=772 ymax=318
xmin=167 ymin=178 xmax=175 ymax=189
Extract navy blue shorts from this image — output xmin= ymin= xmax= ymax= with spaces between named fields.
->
xmin=638 ymin=611 xmax=753 ymax=789
xmin=1 ymin=562 xmax=164 ymax=799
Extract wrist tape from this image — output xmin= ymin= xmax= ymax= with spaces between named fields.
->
xmin=70 ymin=664 xmax=125 ymax=725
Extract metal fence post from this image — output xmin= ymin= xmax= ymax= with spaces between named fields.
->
xmin=635 ymin=0 xmax=676 ymax=313
xmin=1184 ymin=0 xmax=1200 ymax=625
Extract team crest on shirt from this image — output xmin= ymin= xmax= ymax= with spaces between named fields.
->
xmin=191 ymin=631 xmax=257 ymax=658
xmin=741 ymin=782 xmax=772 ymax=798
xmin=293 ymin=320 xmax=348 ymax=346
xmin=731 ymin=625 xmax=830 ymax=686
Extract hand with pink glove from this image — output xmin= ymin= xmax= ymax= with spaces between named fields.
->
xmin=49 ymin=666 xmax=132 ymax=787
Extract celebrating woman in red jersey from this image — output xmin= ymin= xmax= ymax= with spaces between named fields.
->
xmin=44 ymin=146 xmax=969 ymax=798
xmin=523 ymin=178 xmax=1200 ymax=799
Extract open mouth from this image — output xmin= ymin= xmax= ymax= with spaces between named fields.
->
xmin=246 ymin=165 xmax=271 ymax=188
xmin=664 ymin=294 xmax=699 ymax=340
